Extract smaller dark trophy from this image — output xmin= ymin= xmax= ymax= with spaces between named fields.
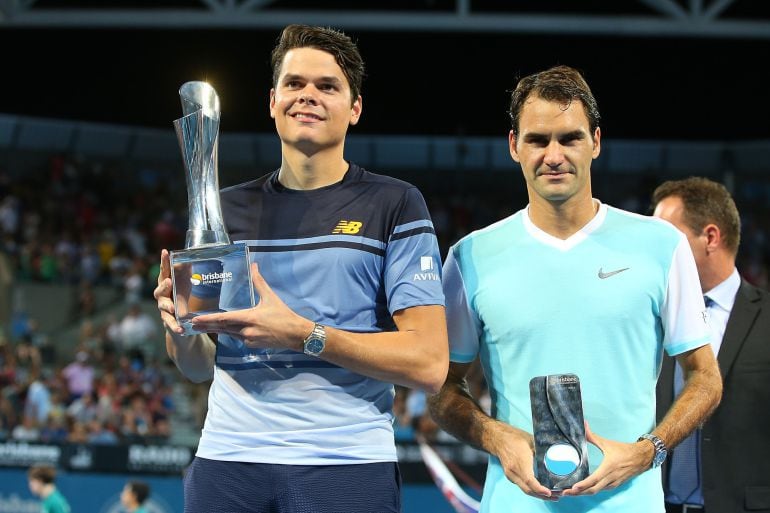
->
xmin=529 ymin=374 xmax=589 ymax=491
xmin=169 ymin=81 xmax=255 ymax=336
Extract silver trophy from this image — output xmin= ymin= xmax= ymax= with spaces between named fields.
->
xmin=169 ymin=81 xmax=255 ymax=335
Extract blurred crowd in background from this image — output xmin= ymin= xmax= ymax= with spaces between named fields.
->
xmin=1 ymin=153 xmax=768 ymax=446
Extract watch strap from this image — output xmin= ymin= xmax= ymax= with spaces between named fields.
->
xmin=637 ymin=433 xmax=667 ymax=468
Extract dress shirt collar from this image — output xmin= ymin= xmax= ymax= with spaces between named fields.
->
xmin=704 ymin=267 xmax=740 ymax=313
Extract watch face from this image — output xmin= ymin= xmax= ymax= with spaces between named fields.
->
xmin=654 ymin=449 xmax=667 ymax=467
xmin=305 ymin=337 xmax=324 ymax=355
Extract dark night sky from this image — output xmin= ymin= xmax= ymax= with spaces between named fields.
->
xmin=3 ymin=27 xmax=770 ymax=140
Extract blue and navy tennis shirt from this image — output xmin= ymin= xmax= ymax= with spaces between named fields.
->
xmin=195 ymin=162 xmax=445 ymax=465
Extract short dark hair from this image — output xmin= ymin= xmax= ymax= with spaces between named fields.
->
xmin=28 ymin=465 xmax=56 ymax=484
xmin=271 ymin=24 xmax=365 ymax=104
xmin=509 ymin=65 xmax=601 ymax=138
xmin=127 ymin=480 xmax=150 ymax=504
xmin=652 ymin=176 xmax=741 ymax=255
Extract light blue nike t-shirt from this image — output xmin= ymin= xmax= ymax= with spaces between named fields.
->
xmin=443 ymin=201 xmax=710 ymax=513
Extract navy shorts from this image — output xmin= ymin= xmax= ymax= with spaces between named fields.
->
xmin=183 ymin=457 xmax=402 ymax=513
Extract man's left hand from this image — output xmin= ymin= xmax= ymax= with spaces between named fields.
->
xmin=561 ymin=423 xmax=652 ymax=497
xmin=191 ymin=262 xmax=312 ymax=351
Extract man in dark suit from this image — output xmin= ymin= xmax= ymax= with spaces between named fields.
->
xmin=653 ymin=177 xmax=770 ymax=513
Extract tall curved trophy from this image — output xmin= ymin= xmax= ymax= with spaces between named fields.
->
xmin=169 ymin=81 xmax=255 ymax=335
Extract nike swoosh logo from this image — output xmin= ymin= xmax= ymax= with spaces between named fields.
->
xmin=598 ymin=267 xmax=630 ymax=279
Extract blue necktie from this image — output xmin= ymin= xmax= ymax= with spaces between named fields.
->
xmin=667 ymin=295 xmax=712 ymax=505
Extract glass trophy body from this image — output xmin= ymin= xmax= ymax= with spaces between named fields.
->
xmin=169 ymin=81 xmax=255 ymax=336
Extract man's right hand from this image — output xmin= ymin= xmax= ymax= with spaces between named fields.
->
xmin=491 ymin=422 xmax=558 ymax=501
xmin=428 ymin=361 xmax=557 ymax=502
xmin=153 ymin=249 xmax=184 ymax=335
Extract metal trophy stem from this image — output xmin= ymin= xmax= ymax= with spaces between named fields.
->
xmin=174 ymin=81 xmax=230 ymax=248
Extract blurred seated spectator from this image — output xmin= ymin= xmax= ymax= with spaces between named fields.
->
xmin=61 ymin=350 xmax=94 ymax=402
xmin=11 ymin=414 xmax=40 ymax=441
xmin=39 ymin=415 xmax=68 ymax=444
xmin=67 ymin=420 xmax=89 ymax=444
xmin=67 ymin=391 xmax=99 ymax=425
xmin=87 ymin=418 xmax=119 ymax=445
xmin=118 ymin=303 xmax=157 ymax=363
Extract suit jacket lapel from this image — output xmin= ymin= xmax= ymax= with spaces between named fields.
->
xmin=718 ymin=280 xmax=761 ymax=380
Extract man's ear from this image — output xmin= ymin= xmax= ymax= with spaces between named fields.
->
xmin=349 ymin=95 xmax=362 ymax=126
xmin=509 ymin=130 xmax=520 ymax=163
xmin=703 ymin=223 xmax=722 ymax=254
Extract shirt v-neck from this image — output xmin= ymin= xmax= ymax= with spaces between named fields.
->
xmin=522 ymin=199 xmax=607 ymax=251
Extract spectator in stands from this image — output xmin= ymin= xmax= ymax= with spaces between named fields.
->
xmin=66 ymin=419 xmax=89 ymax=444
xmin=24 ymin=370 xmax=52 ymax=425
xmin=39 ymin=415 xmax=68 ymax=444
xmin=117 ymin=303 xmax=157 ymax=363
xmin=61 ymin=350 xmax=94 ymax=402
xmin=79 ymin=243 xmax=102 ymax=284
xmin=123 ymin=259 xmax=146 ymax=304
xmin=87 ymin=418 xmax=119 ymax=445
xmin=53 ymin=231 xmax=78 ymax=284
xmin=95 ymin=372 xmax=120 ymax=420
xmin=74 ymin=281 xmax=97 ymax=320
xmin=46 ymin=389 xmax=68 ymax=427
xmin=66 ymin=390 xmax=98 ymax=424
xmin=12 ymin=414 xmax=40 ymax=441
xmin=148 ymin=416 xmax=171 ymax=444
xmin=0 ymin=195 xmax=20 ymax=237
xmin=124 ymin=391 xmax=153 ymax=437
xmin=120 ymin=480 xmax=151 ymax=513
xmin=27 ymin=464 xmax=71 ymax=513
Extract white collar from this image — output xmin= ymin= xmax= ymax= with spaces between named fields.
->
xmin=704 ymin=267 xmax=741 ymax=312
xmin=522 ymin=199 xmax=607 ymax=251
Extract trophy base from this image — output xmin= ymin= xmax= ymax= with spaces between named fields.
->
xmin=177 ymin=308 xmax=225 ymax=336
xmin=169 ymin=243 xmax=255 ymax=337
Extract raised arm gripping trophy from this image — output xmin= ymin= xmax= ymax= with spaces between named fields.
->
xmin=169 ymin=81 xmax=255 ymax=335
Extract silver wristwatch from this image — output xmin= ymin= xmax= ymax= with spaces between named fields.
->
xmin=638 ymin=433 xmax=668 ymax=468
xmin=303 ymin=324 xmax=327 ymax=357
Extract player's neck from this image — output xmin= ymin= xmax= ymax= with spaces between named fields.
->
xmin=528 ymin=194 xmax=598 ymax=240
xmin=41 ymin=484 xmax=56 ymax=498
xmin=278 ymin=144 xmax=349 ymax=190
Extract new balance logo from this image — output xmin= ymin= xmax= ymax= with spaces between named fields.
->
xmin=332 ymin=220 xmax=363 ymax=234
xmin=598 ymin=267 xmax=630 ymax=279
